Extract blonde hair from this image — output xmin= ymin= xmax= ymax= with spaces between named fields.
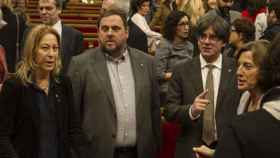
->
xmin=16 ymin=24 xmax=62 ymax=84
xmin=184 ymin=0 xmax=205 ymax=26
xmin=1 ymin=0 xmax=13 ymax=9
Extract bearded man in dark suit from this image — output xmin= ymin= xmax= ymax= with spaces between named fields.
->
xmin=68 ymin=9 xmax=161 ymax=158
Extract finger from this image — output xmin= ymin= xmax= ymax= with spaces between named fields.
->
xmin=195 ymin=99 xmax=210 ymax=105
xmin=194 ymin=105 xmax=206 ymax=111
xmin=197 ymin=90 xmax=208 ymax=99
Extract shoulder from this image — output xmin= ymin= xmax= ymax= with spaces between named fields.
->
xmin=62 ymin=24 xmax=83 ymax=35
xmin=72 ymin=48 xmax=98 ymax=62
xmin=129 ymin=47 xmax=153 ymax=61
xmin=1 ymin=75 xmax=25 ymax=90
xmin=173 ymin=55 xmax=198 ymax=72
xmin=222 ymin=54 xmax=237 ymax=67
xmin=231 ymin=109 xmax=271 ymax=134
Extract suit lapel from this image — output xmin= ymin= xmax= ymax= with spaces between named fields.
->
xmin=189 ymin=57 xmax=204 ymax=95
xmin=128 ymin=48 xmax=144 ymax=109
xmin=91 ymin=49 xmax=115 ymax=108
xmin=216 ymin=56 xmax=234 ymax=109
xmin=61 ymin=24 xmax=67 ymax=60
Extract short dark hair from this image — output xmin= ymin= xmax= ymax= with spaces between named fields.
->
xmin=259 ymin=33 xmax=280 ymax=92
xmin=130 ymin=0 xmax=150 ymax=15
xmin=38 ymin=0 xmax=62 ymax=10
xmin=196 ymin=14 xmax=230 ymax=43
xmin=232 ymin=18 xmax=255 ymax=43
xmin=268 ymin=0 xmax=280 ymax=19
xmin=97 ymin=8 xmax=128 ymax=30
xmin=163 ymin=11 xmax=190 ymax=42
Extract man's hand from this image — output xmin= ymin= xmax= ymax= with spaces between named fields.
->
xmin=164 ymin=72 xmax=172 ymax=80
xmin=193 ymin=145 xmax=215 ymax=158
xmin=190 ymin=90 xmax=209 ymax=117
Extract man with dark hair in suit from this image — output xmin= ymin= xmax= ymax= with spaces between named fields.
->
xmin=165 ymin=14 xmax=240 ymax=158
xmin=68 ymin=8 xmax=161 ymax=158
xmin=24 ymin=0 xmax=84 ymax=74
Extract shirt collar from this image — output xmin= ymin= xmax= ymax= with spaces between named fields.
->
xmin=104 ymin=49 xmax=128 ymax=64
xmin=52 ymin=20 xmax=62 ymax=37
xmin=200 ymin=54 xmax=222 ymax=69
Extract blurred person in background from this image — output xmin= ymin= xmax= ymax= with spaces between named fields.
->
xmin=261 ymin=0 xmax=280 ymax=41
xmin=0 ymin=44 xmax=7 ymax=91
xmin=0 ymin=0 xmax=26 ymax=72
xmin=224 ymin=18 xmax=255 ymax=57
xmin=155 ymin=11 xmax=193 ymax=106
xmin=129 ymin=0 xmax=162 ymax=54
xmin=155 ymin=11 xmax=194 ymax=158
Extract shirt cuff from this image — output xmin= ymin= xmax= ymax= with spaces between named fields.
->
xmin=189 ymin=105 xmax=200 ymax=120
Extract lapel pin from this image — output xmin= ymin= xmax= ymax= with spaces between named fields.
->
xmin=140 ymin=64 xmax=144 ymax=67
xmin=228 ymin=69 xmax=232 ymax=72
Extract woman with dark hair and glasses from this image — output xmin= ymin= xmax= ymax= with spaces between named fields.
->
xmin=155 ymin=11 xmax=194 ymax=106
xmin=155 ymin=11 xmax=194 ymax=158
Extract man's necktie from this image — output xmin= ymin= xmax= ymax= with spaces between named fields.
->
xmin=202 ymin=64 xmax=216 ymax=146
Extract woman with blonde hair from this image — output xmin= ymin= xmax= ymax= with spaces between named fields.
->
xmin=183 ymin=0 xmax=205 ymax=26
xmin=0 ymin=24 xmax=88 ymax=158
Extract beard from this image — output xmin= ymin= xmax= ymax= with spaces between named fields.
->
xmin=101 ymin=42 xmax=127 ymax=57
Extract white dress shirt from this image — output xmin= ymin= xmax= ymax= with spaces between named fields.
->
xmin=189 ymin=54 xmax=223 ymax=121
xmin=52 ymin=20 xmax=62 ymax=38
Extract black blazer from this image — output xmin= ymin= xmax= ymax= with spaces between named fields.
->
xmin=0 ymin=6 xmax=26 ymax=72
xmin=61 ymin=24 xmax=84 ymax=74
xmin=214 ymin=109 xmax=280 ymax=158
xmin=214 ymin=86 xmax=280 ymax=158
xmin=0 ymin=76 xmax=89 ymax=158
xmin=127 ymin=19 xmax=148 ymax=53
xmin=165 ymin=55 xmax=240 ymax=158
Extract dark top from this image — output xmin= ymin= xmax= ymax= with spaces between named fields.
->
xmin=30 ymin=83 xmax=58 ymax=158
xmin=261 ymin=21 xmax=280 ymax=41
xmin=214 ymin=109 xmax=280 ymax=158
xmin=0 ymin=6 xmax=26 ymax=72
xmin=127 ymin=19 xmax=148 ymax=53
xmin=0 ymin=75 xmax=89 ymax=158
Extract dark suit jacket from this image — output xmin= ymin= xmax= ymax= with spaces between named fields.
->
xmin=214 ymin=109 xmax=280 ymax=158
xmin=0 ymin=76 xmax=88 ymax=158
xmin=22 ymin=23 xmax=84 ymax=74
xmin=0 ymin=6 xmax=26 ymax=72
xmin=61 ymin=24 xmax=84 ymax=74
xmin=67 ymin=47 xmax=161 ymax=158
xmin=165 ymin=55 xmax=240 ymax=158
xmin=127 ymin=19 xmax=148 ymax=53
xmin=215 ymin=86 xmax=280 ymax=158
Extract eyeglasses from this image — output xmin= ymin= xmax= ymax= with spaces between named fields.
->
xmin=199 ymin=34 xmax=220 ymax=43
